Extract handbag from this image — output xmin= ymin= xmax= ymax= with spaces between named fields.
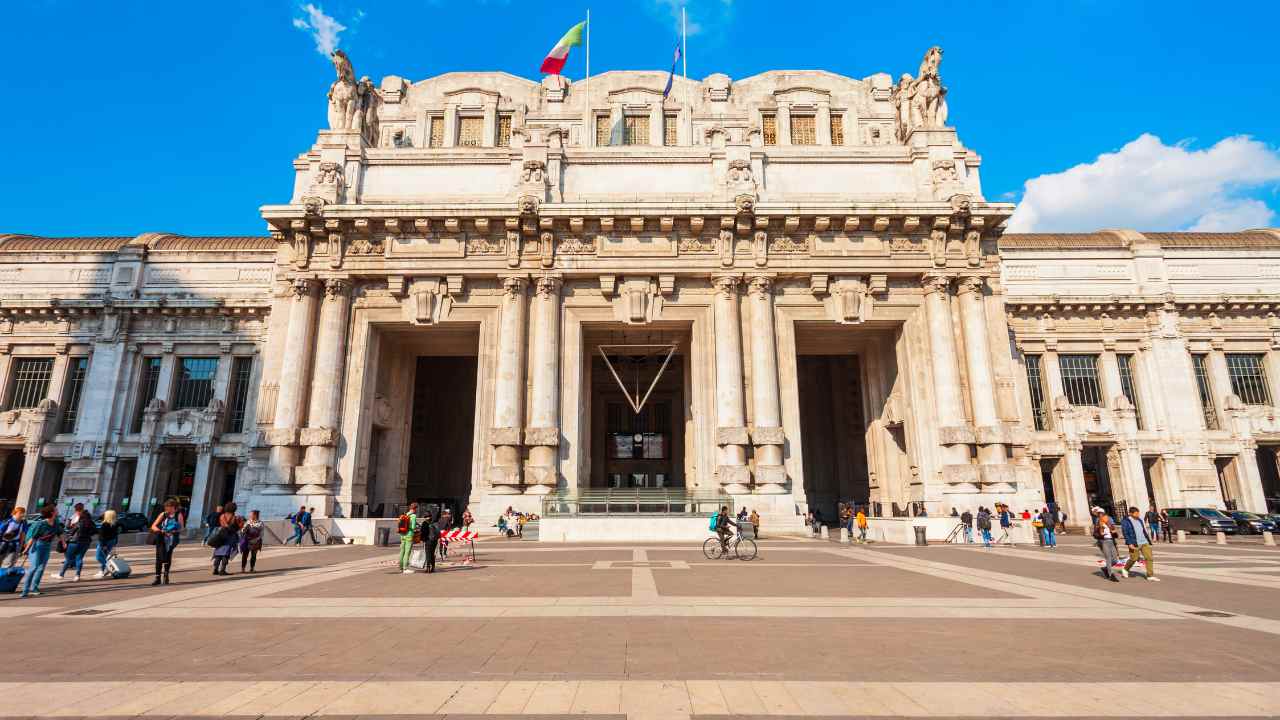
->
xmin=55 ymin=538 xmax=67 ymax=554
xmin=206 ymin=526 xmax=229 ymax=548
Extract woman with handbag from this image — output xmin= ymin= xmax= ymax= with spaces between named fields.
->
xmin=210 ymin=502 xmax=242 ymax=576
xmin=240 ymin=510 xmax=264 ymax=573
xmin=55 ymin=504 xmax=96 ymax=582
xmin=20 ymin=505 xmax=61 ymax=598
xmin=150 ymin=499 xmax=185 ymax=586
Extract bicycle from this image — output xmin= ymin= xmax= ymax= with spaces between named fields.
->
xmin=702 ymin=529 xmax=758 ymax=561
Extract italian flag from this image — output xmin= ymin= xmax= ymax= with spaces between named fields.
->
xmin=540 ymin=21 xmax=586 ymax=75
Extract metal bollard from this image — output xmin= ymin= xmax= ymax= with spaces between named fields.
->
xmin=913 ymin=526 xmax=928 ymax=546
xmin=1264 ymin=531 xmax=1276 ymax=547
xmin=1176 ymin=530 xmax=1187 ymax=543
xmin=1216 ymin=531 xmax=1227 ymax=545
xmin=840 ymin=527 xmax=850 ymax=543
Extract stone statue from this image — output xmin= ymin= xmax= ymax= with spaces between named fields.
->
xmin=891 ymin=73 xmax=915 ymax=143
xmin=327 ymin=50 xmax=359 ymax=130
xmin=354 ymin=76 xmax=380 ymax=142
xmin=891 ymin=47 xmax=950 ymax=142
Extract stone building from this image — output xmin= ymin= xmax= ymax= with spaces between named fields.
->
xmin=1 ymin=50 xmax=1277 ymax=530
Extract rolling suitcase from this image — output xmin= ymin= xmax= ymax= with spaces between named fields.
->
xmin=106 ymin=554 xmax=131 ymax=579
xmin=0 ymin=563 xmax=25 ymax=593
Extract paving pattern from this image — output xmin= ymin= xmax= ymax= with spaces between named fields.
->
xmin=3 ymin=533 xmax=1279 ymax=718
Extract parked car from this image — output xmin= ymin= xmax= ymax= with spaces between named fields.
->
xmin=96 ymin=512 xmax=152 ymax=534
xmin=1165 ymin=507 xmax=1237 ymax=536
xmin=1229 ymin=511 xmax=1278 ymax=535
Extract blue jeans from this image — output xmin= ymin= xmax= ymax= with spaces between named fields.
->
xmin=60 ymin=541 xmax=90 ymax=576
xmin=981 ymin=529 xmax=992 ymax=546
xmin=289 ymin=525 xmax=304 ymax=545
xmin=963 ymin=526 xmax=973 ymax=543
xmin=1149 ymin=523 xmax=1160 ymax=541
xmin=1042 ymin=528 xmax=1057 ymax=547
xmin=23 ymin=541 xmax=51 ymax=595
xmin=96 ymin=540 xmax=118 ymax=572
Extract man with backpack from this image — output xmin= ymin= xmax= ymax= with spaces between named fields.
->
xmin=0 ymin=506 xmax=28 ymax=569
xmin=976 ymin=507 xmax=993 ymax=547
xmin=397 ymin=503 xmax=419 ymax=574
xmin=960 ymin=509 xmax=974 ymax=543
xmin=301 ymin=507 xmax=318 ymax=545
xmin=288 ymin=506 xmax=306 ymax=545
xmin=712 ymin=506 xmax=739 ymax=554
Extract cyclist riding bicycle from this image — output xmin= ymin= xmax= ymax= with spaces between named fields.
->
xmin=714 ymin=505 xmax=739 ymax=552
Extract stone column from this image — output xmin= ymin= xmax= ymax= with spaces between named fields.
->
xmin=525 ymin=275 xmax=561 ymax=493
xmin=956 ymin=276 xmax=1004 ymax=464
xmin=1059 ymin=441 xmax=1091 ymax=528
xmin=922 ymin=272 xmax=970 ymax=466
xmin=712 ymin=274 xmax=750 ymax=493
xmin=488 ymin=276 xmax=528 ymax=493
xmin=746 ymin=275 xmax=785 ymax=494
xmin=1207 ymin=345 xmax=1235 ymax=408
xmin=267 ymin=278 xmax=320 ymax=490
xmin=299 ymin=278 xmax=353 ymax=497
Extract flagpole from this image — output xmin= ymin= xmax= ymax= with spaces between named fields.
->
xmin=585 ymin=8 xmax=591 ymax=145
xmin=682 ymin=6 xmax=690 ymax=143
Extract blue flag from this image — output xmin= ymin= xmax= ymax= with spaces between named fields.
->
xmin=662 ymin=41 xmax=682 ymax=98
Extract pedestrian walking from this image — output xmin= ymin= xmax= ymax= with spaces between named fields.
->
xmin=56 ymin=503 xmax=96 ymax=582
xmin=1159 ymin=509 xmax=1172 ymax=543
xmin=203 ymin=505 xmax=223 ymax=544
xmin=210 ymin=502 xmax=242 ymax=576
xmin=461 ymin=507 xmax=474 ymax=530
xmin=288 ymin=505 xmax=306 ymax=545
xmin=977 ymin=507 xmax=993 ymax=547
xmin=998 ymin=504 xmax=1014 ymax=546
xmin=422 ymin=517 xmax=440 ymax=573
xmin=1033 ymin=510 xmax=1044 ymax=546
xmin=960 ymin=509 xmax=973 ymax=543
xmin=749 ymin=508 xmax=761 ymax=539
xmin=1121 ymin=506 xmax=1159 ymax=581
xmin=397 ymin=502 xmax=419 ymax=574
xmin=1057 ymin=508 xmax=1067 ymax=533
xmin=94 ymin=510 xmax=120 ymax=578
xmin=839 ymin=504 xmax=853 ymax=536
xmin=0 ymin=506 xmax=28 ymax=569
xmin=149 ymin=499 xmax=185 ymax=586
xmin=1039 ymin=507 xmax=1057 ymax=548
xmin=20 ymin=505 xmax=61 ymax=598
xmin=1145 ymin=507 xmax=1161 ymax=543
xmin=240 ymin=510 xmax=264 ymax=573
xmin=303 ymin=507 xmax=319 ymax=544
xmin=1093 ymin=509 xmax=1120 ymax=582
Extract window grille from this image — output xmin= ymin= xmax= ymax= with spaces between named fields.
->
xmin=173 ymin=357 xmax=218 ymax=410
xmin=663 ymin=113 xmax=678 ymax=146
xmin=1191 ymin=354 xmax=1219 ymax=430
xmin=623 ymin=115 xmax=649 ymax=145
xmin=595 ymin=115 xmax=611 ymax=146
xmin=496 ymin=115 xmax=512 ymax=147
xmin=1116 ymin=354 xmax=1143 ymax=429
xmin=60 ymin=357 xmax=89 ymax=433
xmin=457 ymin=117 xmax=483 ymax=147
xmin=227 ymin=356 xmax=254 ymax=433
xmin=8 ymin=357 xmax=53 ymax=410
xmin=1058 ymin=354 xmax=1102 ymax=406
xmin=830 ymin=114 xmax=844 ymax=145
xmin=761 ymin=114 xmax=777 ymax=145
xmin=1024 ymin=355 xmax=1049 ymax=431
xmin=790 ymin=115 xmax=817 ymax=145
xmin=428 ymin=117 xmax=443 ymax=148
xmin=1226 ymin=353 xmax=1272 ymax=406
xmin=132 ymin=357 xmax=162 ymax=432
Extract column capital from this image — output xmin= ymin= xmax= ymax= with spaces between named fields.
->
xmin=289 ymin=278 xmax=320 ymax=298
xmin=746 ymin=274 xmax=775 ymax=297
xmin=534 ymin=274 xmax=562 ymax=298
xmin=500 ymin=275 xmax=528 ymax=297
xmin=921 ymin=272 xmax=951 ymax=296
xmin=956 ymin=275 xmax=985 ymax=296
xmin=323 ymin=277 xmax=352 ymax=299
xmin=711 ymin=273 xmax=741 ymax=298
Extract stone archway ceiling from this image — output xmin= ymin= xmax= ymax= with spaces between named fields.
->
xmin=597 ymin=344 xmax=677 ymax=414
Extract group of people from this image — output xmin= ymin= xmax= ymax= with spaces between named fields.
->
xmin=2 ymin=503 xmax=122 ymax=598
xmin=735 ymin=507 xmax=762 ymax=538
xmin=1091 ymin=506 xmax=1160 ymax=582
xmin=497 ymin=507 xmax=535 ymax=538
xmin=286 ymin=506 xmax=319 ymax=545
xmin=836 ymin=504 xmax=869 ymax=542
xmin=952 ymin=505 xmax=1018 ymax=547
xmin=397 ymin=503 xmax=473 ymax=573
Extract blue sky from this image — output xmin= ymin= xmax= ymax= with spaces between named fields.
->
xmin=1 ymin=0 xmax=1277 ymax=236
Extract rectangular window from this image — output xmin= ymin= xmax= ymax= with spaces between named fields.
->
xmin=623 ymin=115 xmax=649 ymax=145
xmin=1191 ymin=354 xmax=1219 ymax=430
xmin=427 ymin=117 xmax=444 ymax=148
xmin=1116 ymin=353 xmax=1143 ymax=429
xmin=173 ymin=357 xmax=218 ymax=410
xmin=132 ymin=357 xmax=162 ymax=432
xmin=830 ymin=114 xmax=844 ymax=145
xmin=226 ymin=356 xmax=254 ymax=433
xmin=496 ymin=115 xmax=512 ymax=148
xmin=390 ymin=129 xmax=412 ymax=148
xmin=1226 ymin=353 xmax=1272 ymax=405
xmin=595 ymin=114 xmax=611 ymax=146
xmin=761 ymin=113 xmax=777 ymax=145
xmin=663 ymin=113 xmax=678 ymax=146
xmin=1058 ymin=354 xmax=1102 ymax=407
xmin=457 ymin=116 xmax=483 ymax=147
xmin=1024 ymin=355 xmax=1049 ymax=431
xmin=7 ymin=357 xmax=53 ymax=410
xmin=60 ymin=357 xmax=89 ymax=433
xmin=790 ymin=115 xmax=817 ymax=145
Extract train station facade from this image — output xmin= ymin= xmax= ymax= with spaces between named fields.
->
xmin=2 ymin=53 xmax=1278 ymax=529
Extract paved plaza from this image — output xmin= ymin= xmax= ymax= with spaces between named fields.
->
xmin=3 ymin=534 xmax=1280 ymax=718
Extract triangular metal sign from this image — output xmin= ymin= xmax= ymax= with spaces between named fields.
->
xmin=597 ymin=344 xmax=677 ymax=414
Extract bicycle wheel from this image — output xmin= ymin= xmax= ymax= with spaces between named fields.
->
xmin=703 ymin=537 xmax=724 ymax=560
xmin=736 ymin=538 xmax=758 ymax=561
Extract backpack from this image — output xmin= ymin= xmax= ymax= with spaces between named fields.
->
xmin=977 ymin=514 xmax=991 ymax=531
xmin=0 ymin=519 xmax=20 ymax=543
xmin=397 ymin=514 xmax=412 ymax=534
xmin=708 ymin=513 xmax=718 ymax=531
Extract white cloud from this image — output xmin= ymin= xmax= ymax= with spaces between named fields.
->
xmin=1007 ymin=134 xmax=1280 ymax=233
xmin=292 ymin=3 xmax=347 ymax=56
xmin=650 ymin=0 xmax=734 ymax=38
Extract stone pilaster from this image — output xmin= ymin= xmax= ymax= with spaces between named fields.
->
xmin=956 ymin=276 xmax=1006 ymax=466
xmin=524 ymin=275 xmax=562 ymax=493
xmin=921 ymin=273 xmax=971 ymax=468
xmin=488 ymin=275 xmax=528 ymax=493
xmin=266 ymin=278 xmax=320 ymax=490
xmin=712 ymin=274 xmax=750 ymax=493
xmin=746 ymin=275 xmax=786 ymax=494
xmin=298 ymin=278 xmax=353 ymax=497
